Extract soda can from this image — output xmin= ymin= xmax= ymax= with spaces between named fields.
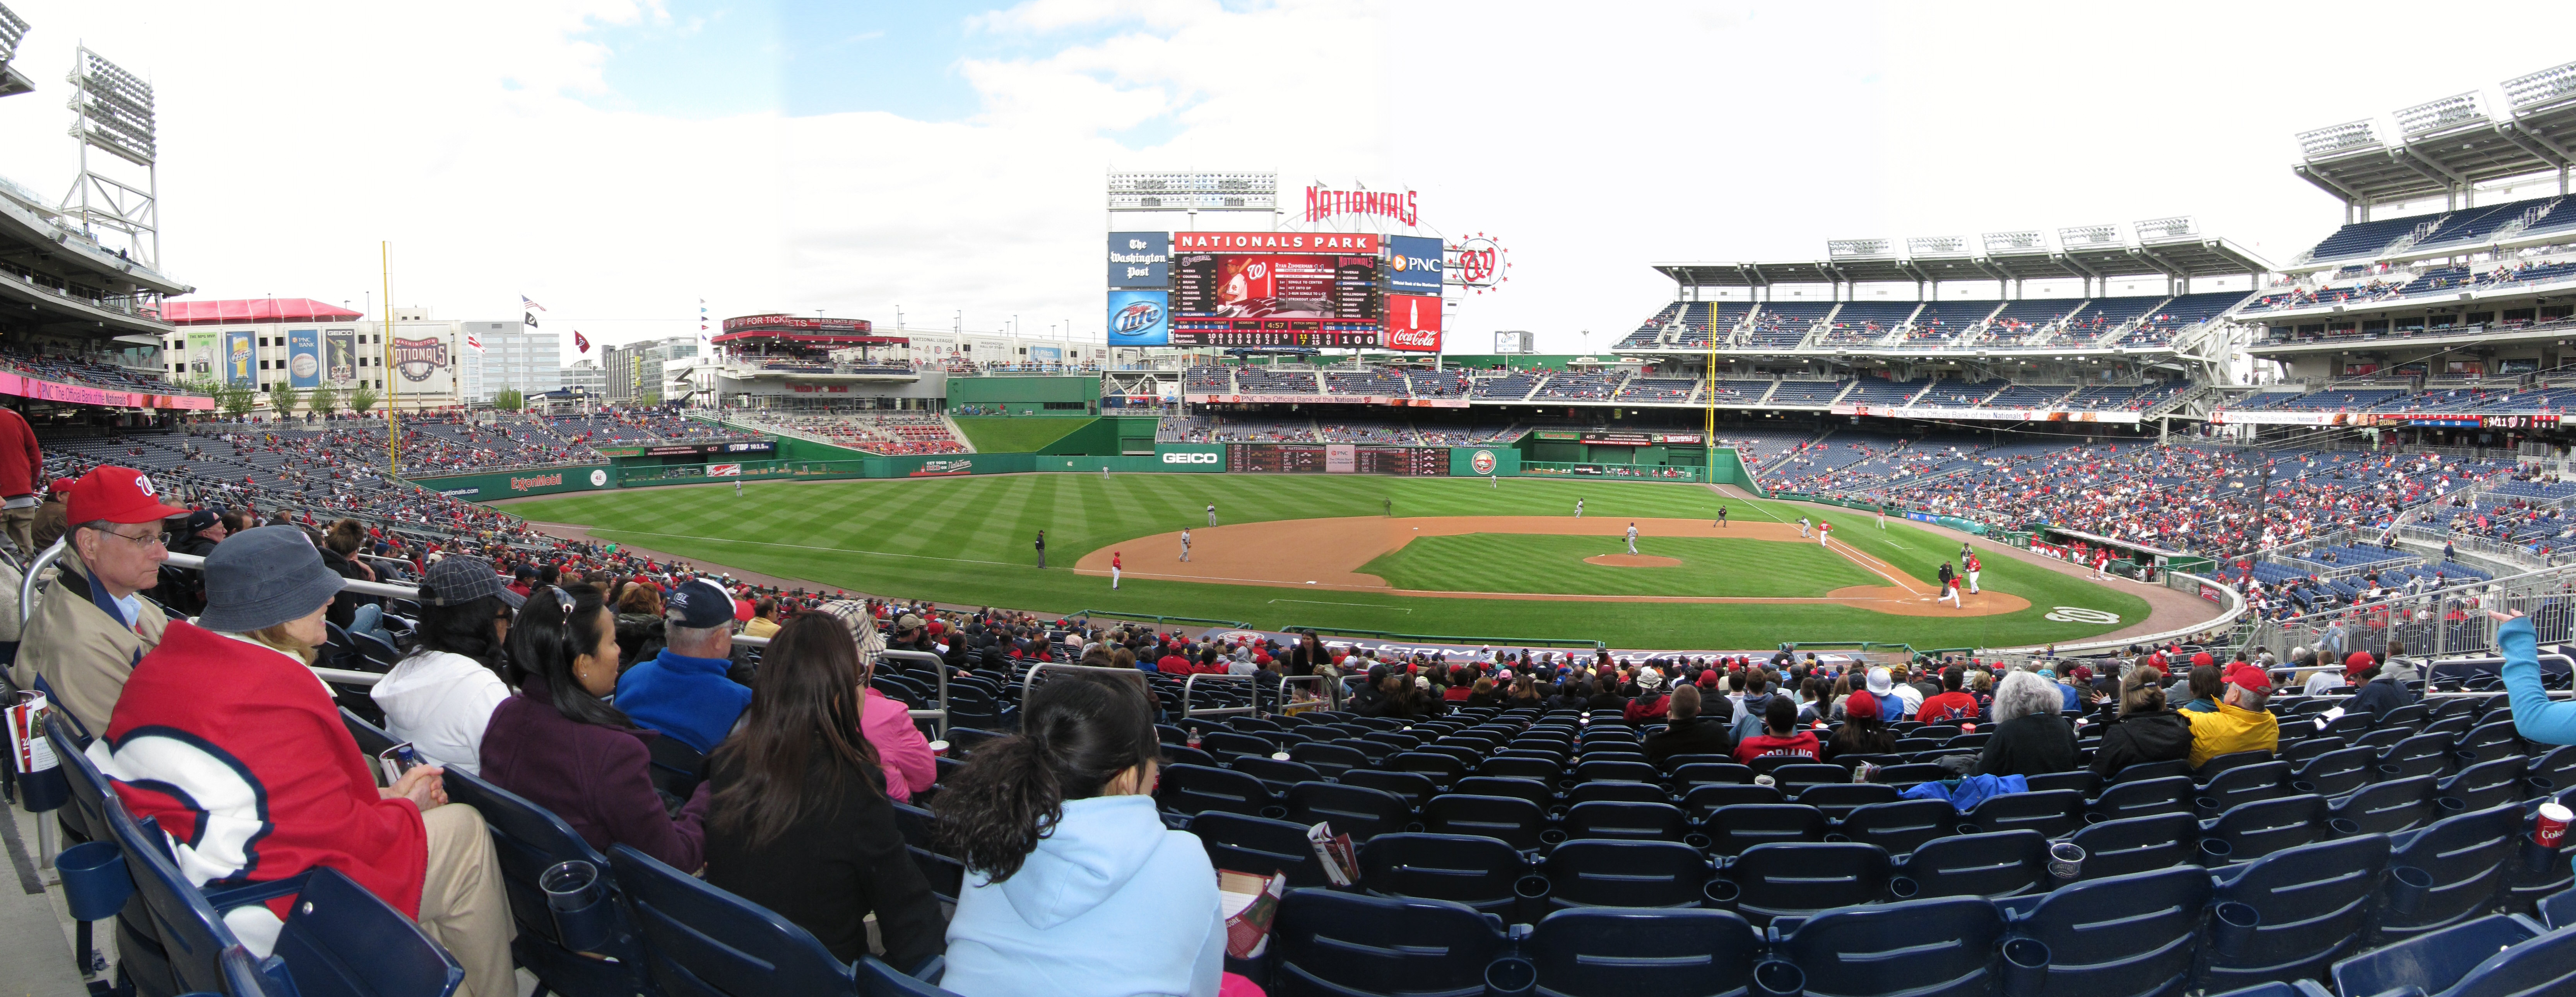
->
xmin=2537 ymin=802 xmax=2571 ymax=849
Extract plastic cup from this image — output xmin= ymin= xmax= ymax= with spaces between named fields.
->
xmin=2047 ymin=842 xmax=2085 ymax=881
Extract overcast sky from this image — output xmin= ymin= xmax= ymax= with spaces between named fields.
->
xmin=4 ymin=0 xmax=2573 ymax=360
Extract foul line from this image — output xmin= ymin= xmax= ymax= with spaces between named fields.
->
xmin=1823 ymin=536 xmax=1920 ymax=593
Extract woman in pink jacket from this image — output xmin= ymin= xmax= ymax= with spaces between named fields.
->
xmin=813 ymin=600 xmax=938 ymax=801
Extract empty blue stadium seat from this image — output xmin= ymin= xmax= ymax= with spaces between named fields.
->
xmin=1356 ymin=833 xmax=1527 ymax=918
xmin=1773 ymin=895 xmax=2005 ymax=997
xmin=2377 ymin=802 xmax=2523 ymax=940
xmin=2330 ymin=913 xmax=2550 ymax=997
xmin=440 ymin=768 xmax=650 ymax=996
xmin=609 ymin=843 xmax=864 ymax=997
xmin=1721 ymin=842 xmax=1894 ymax=928
xmin=1899 ymin=830 xmax=2049 ymax=900
xmin=2007 ymin=866 xmax=2212 ymax=997
xmin=1193 ymin=811 xmax=1332 ymax=889
xmin=270 ymin=865 xmax=462 ymax=997
xmin=1531 ymin=840 xmax=1714 ymax=914
xmin=1267 ymin=888 xmax=1512 ymax=997
xmin=1526 ymin=907 xmax=1758 ymax=997
xmin=1417 ymin=794 xmax=1550 ymax=852
xmin=2201 ymin=834 xmax=2393 ymax=990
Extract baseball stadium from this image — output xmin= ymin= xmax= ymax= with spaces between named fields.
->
xmin=18 ymin=5 xmax=2576 ymax=997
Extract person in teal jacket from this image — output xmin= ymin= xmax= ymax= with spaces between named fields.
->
xmin=2498 ymin=611 xmax=2576 ymax=745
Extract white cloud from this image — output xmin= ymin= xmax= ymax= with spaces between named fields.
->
xmin=0 ymin=0 xmax=2571 ymax=365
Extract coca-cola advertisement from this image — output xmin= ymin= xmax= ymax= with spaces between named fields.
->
xmin=1384 ymin=294 xmax=1441 ymax=352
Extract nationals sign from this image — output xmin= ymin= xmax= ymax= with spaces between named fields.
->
xmin=1303 ymin=185 xmax=1419 ymax=227
xmin=392 ymin=337 xmax=450 ymax=382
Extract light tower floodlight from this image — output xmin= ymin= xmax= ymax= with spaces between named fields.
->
xmin=61 ymin=44 xmax=159 ymax=268
xmin=2502 ymin=59 xmax=2576 ymax=111
xmin=2295 ymin=119 xmax=2381 ymax=160
xmin=2393 ymin=91 xmax=2487 ymax=137
xmin=0 ymin=2 xmax=28 ymax=68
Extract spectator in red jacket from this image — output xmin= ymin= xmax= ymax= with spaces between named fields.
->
xmin=1732 ymin=695 xmax=1821 ymax=764
xmin=0 ymin=404 xmax=38 ymax=556
xmin=87 ymin=526 xmax=515 ymax=997
xmin=1914 ymin=668 xmax=1980 ymax=725
xmin=1623 ymin=668 xmax=1670 ymax=723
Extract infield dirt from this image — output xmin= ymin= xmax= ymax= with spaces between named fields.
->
xmin=1075 ymin=516 xmax=2029 ymax=617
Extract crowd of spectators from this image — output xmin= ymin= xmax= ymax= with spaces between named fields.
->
xmin=732 ymin=410 xmax=968 ymax=455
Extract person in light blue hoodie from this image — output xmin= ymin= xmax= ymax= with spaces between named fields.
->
xmin=932 ymin=671 xmax=1224 ymax=997
xmin=2497 ymin=611 xmax=2576 ymax=746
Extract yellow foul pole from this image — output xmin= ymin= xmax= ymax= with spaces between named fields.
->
xmin=381 ymin=242 xmax=398 ymax=474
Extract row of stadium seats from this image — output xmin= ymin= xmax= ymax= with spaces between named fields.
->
xmin=1618 ymin=292 xmax=2251 ymax=353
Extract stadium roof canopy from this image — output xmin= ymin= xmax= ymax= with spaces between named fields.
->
xmin=162 ymin=298 xmax=361 ymax=325
xmin=2292 ymin=60 xmax=2576 ymax=208
xmin=1651 ymin=235 xmax=2269 ymax=289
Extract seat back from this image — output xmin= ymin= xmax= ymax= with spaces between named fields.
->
xmin=1419 ymin=795 xmax=1550 ymax=852
xmin=1701 ymin=803 xmax=1828 ymax=856
xmin=1268 ymin=888 xmax=1507 ymax=997
xmin=1449 ymin=776 xmax=1555 ymax=813
xmin=609 ymin=844 xmax=857 ymax=997
xmin=1154 ymin=763 xmax=1276 ymax=818
xmin=2330 ymin=913 xmax=2549 ymax=997
xmin=107 ymin=803 xmax=239 ymax=995
xmin=1964 ymin=789 xmax=2084 ymax=838
xmin=2012 ymin=866 xmax=2212 ymax=997
xmin=1193 ymin=811 xmax=1331 ymax=889
xmin=1283 ymin=782 xmax=1411 ymax=842
xmin=1726 ymin=842 xmax=1895 ymax=927
xmin=1385 ymin=751 xmax=1468 ymax=785
xmin=1540 ymin=840 xmax=1712 ymax=910
xmin=1526 ymin=907 xmax=1757 ymax=997
xmin=1776 ymin=895 xmax=2004 ymax=997
xmin=2376 ymin=802 xmax=2523 ymax=939
xmin=2383 ymin=732 xmax=2460 ymax=780
xmin=889 ymin=803 xmax=968 ymax=905
xmin=2207 ymin=794 xmax=2330 ymax=864
xmin=1286 ymin=741 xmax=1366 ymax=778
xmin=2198 ymin=762 xmax=2293 ymax=814
xmin=1793 ymin=783 xmax=1899 ymax=820
xmin=272 ymin=865 xmax=464 ymax=997
xmin=2203 ymin=833 xmax=2393 ymax=990
xmin=2089 ymin=775 xmax=2196 ymax=823
xmin=1354 ymin=833 xmax=1526 ymax=917
xmin=1561 ymin=780 xmax=1670 ymax=808
xmin=1478 ymin=756 xmax=1563 ymax=782
xmin=2111 ymin=759 xmax=2191 ymax=784
xmin=1668 ymin=762 xmax=1753 ymax=787
xmin=339 ymin=707 xmax=399 ymax=779
xmin=2331 ymin=775 xmax=2439 ymax=836
xmin=2067 ymin=812 xmax=2200 ymax=882
xmin=1336 ymin=769 xmax=1437 ymax=809
xmin=1679 ymin=783 xmax=1785 ymax=819
xmin=2290 ymin=746 xmax=2378 ymax=799
xmin=1559 ymin=801 xmax=1688 ymax=844
xmin=441 ymin=768 xmax=653 ymax=991
xmin=1899 ymin=830 xmax=2048 ymax=900
xmin=2439 ymin=756 xmax=2529 ymax=814
xmin=1230 ymin=755 xmax=1324 ymax=794
xmin=2195 ymin=749 xmax=2276 ymax=784
xmin=1831 ymin=800 xmax=1957 ymax=858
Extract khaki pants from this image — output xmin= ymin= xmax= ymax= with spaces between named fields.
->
xmin=419 ymin=802 xmax=518 ymax=997
xmin=1 ymin=505 xmax=31 ymax=558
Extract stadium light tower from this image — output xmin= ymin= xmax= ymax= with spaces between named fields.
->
xmin=0 ymin=2 xmax=31 ymax=99
xmin=61 ymin=45 xmax=159 ymax=269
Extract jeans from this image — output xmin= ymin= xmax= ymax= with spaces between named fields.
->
xmin=351 ymin=603 xmax=394 ymax=644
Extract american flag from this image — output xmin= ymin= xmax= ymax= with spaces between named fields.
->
xmin=521 ymin=295 xmax=546 ymax=312
xmin=573 ymin=331 xmax=590 ymax=353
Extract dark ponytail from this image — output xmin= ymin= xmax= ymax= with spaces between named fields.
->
xmin=931 ymin=671 xmax=1159 ymax=882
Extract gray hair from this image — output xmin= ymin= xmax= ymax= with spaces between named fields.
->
xmin=1991 ymin=670 xmax=2064 ymax=724
xmin=666 ymin=622 xmax=729 ymax=657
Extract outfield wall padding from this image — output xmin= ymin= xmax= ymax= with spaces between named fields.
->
xmin=412 ymin=464 xmax=616 ymax=499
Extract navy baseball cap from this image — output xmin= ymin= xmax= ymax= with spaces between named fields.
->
xmin=664 ymin=578 xmax=736 ymax=629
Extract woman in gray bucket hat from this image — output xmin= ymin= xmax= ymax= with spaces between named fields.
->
xmin=811 ymin=599 xmax=937 ymax=802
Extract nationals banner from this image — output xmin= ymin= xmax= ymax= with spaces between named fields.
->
xmin=287 ymin=329 xmax=321 ymax=389
xmin=325 ymin=329 xmax=357 ymax=382
xmin=1384 ymin=294 xmax=1442 ymax=352
xmin=1172 ymin=232 xmax=1379 ymax=254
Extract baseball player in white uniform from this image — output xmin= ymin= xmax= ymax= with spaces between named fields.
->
xmin=1965 ymin=552 xmax=1982 ymax=594
xmin=1626 ymin=523 xmax=1639 ymax=555
xmin=1179 ymin=528 xmax=1192 ymax=562
xmin=1798 ymin=516 xmax=1812 ymax=538
xmin=1817 ymin=520 xmax=1831 ymax=547
xmin=734 ymin=480 xmax=742 ymax=497
xmin=1574 ymin=498 xmax=1584 ymax=518
xmin=1876 ymin=505 xmax=1886 ymax=529
xmin=1207 ymin=504 xmax=1218 ymax=527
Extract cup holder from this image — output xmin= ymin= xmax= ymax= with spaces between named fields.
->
xmin=2290 ymin=781 xmax=2318 ymax=795
xmin=1704 ymin=878 xmax=1741 ymax=906
xmin=1514 ymin=875 xmax=1552 ymax=901
xmin=2384 ymin=865 xmax=2432 ymax=917
xmin=1261 ymin=806 xmax=1291 ymax=820
xmin=1539 ymin=829 xmax=1567 ymax=846
xmin=1483 ymin=957 xmax=1536 ymax=997
xmin=2328 ymin=818 xmax=2362 ymax=838
xmin=1822 ymin=833 xmax=1851 ymax=843
xmin=1684 ymin=833 xmax=1713 ymax=851
xmin=541 ymin=859 xmax=615 ymax=954
xmin=1999 ymin=937 xmax=2051 ymax=997
xmin=1751 ymin=959 xmax=1805 ymax=997
xmin=1888 ymin=876 xmax=1920 ymax=900
xmin=2198 ymin=838 xmax=2234 ymax=867
xmin=57 ymin=841 xmax=135 ymax=923
xmin=2208 ymin=901 xmax=2259 ymax=957
xmin=2436 ymin=796 xmax=2470 ymax=814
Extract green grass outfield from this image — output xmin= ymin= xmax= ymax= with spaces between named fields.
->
xmin=950 ymin=417 xmax=1090 ymax=454
xmin=506 ymin=474 xmax=2149 ymax=650
xmin=1362 ymin=534 xmax=1879 ymax=598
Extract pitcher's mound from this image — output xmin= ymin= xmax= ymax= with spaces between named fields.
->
xmin=1584 ymin=553 xmax=1684 ymax=568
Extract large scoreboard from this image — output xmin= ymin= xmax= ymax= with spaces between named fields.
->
xmin=1108 ymin=229 xmax=1443 ymax=352
xmin=1227 ymin=443 xmax=1450 ymax=476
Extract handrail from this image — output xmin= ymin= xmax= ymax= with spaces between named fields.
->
xmin=20 ymin=537 xmax=64 ymax=628
xmin=1276 ymin=673 xmax=1337 ymax=712
xmin=1180 ymin=673 xmax=1257 ymax=719
xmin=1072 ymin=610 xmax=1253 ymax=629
xmin=160 ymin=551 xmax=420 ymax=599
xmin=877 ymin=649 xmax=952 ymax=738
xmin=1020 ymin=661 xmax=1157 ymax=699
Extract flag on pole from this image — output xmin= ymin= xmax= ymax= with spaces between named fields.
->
xmin=523 ymin=312 xmax=539 ymax=328
xmin=573 ymin=331 xmax=590 ymax=354
xmin=521 ymin=295 xmax=546 ymax=312
xmin=699 ymin=298 xmax=709 ymax=337
xmin=466 ymin=333 xmax=482 ymax=350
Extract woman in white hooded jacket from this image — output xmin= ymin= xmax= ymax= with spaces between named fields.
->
xmin=368 ymin=557 xmax=521 ymax=775
xmin=932 ymin=671 xmax=1225 ymax=997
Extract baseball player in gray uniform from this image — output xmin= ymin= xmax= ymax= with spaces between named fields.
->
xmin=1626 ymin=523 xmax=1639 ymax=555
xmin=1179 ymin=528 xmax=1192 ymax=562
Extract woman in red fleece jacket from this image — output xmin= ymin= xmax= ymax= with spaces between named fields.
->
xmin=89 ymin=527 xmax=515 ymax=997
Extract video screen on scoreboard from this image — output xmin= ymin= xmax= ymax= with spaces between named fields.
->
xmin=1226 ymin=444 xmax=1448 ymax=476
xmin=1173 ymin=253 xmax=1379 ymax=320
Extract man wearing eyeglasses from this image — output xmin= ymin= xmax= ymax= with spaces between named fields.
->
xmin=10 ymin=466 xmax=185 ymax=736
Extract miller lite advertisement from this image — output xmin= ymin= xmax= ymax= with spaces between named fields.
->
xmin=1107 ymin=290 xmax=1172 ymax=346
xmin=1384 ymin=294 xmax=1442 ymax=352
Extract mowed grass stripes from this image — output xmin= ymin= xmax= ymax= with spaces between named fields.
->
xmin=507 ymin=474 xmax=2150 ymax=650
xmin=1361 ymin=534 xmax=1878 ymax=598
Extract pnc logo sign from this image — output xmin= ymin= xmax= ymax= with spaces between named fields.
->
xmin=1162 ymin=451 xmax=1220 ymax=464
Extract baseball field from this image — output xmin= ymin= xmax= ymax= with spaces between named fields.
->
xmin=504 ymin=473 xmax=2156 ymax=650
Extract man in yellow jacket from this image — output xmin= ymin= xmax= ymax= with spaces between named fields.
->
xmin=2183 ymin=662 xmax=2280 ymax=768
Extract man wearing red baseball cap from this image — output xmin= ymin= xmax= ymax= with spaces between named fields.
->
xmin=2180 ymin=661 xmax=2280 ymax=768
xmin=10 ymin=466 xmax=186 ymax=735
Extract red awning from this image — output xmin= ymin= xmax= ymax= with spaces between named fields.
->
xmin=161 ymin=298 xmax=366 ymax=325
xmin=711 ymin=331 xmax=908 ymax=347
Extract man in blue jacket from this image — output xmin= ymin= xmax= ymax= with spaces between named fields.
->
xmin=2499 ymin=610 xmax=2576 ymax=746
xmin=613 ymin=577 xmax=751 ymax=754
